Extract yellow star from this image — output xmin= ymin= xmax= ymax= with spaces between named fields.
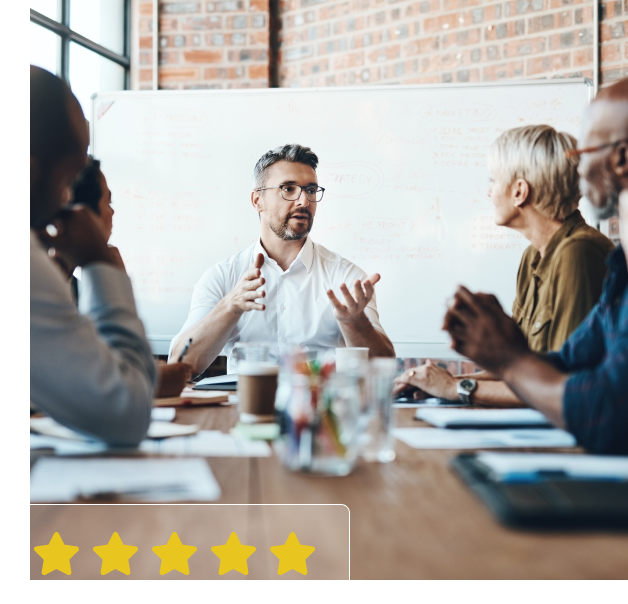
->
xmin=34 ymin=532 xmax=79 ymax=576
xmin=152 ymin=532 xmax=197 ymax=575
xmin=211 ymin=532 xmax=256 ymax=575
xmin=93 ymin=532 xmax=138 ymax=576
xmin=270 ymin=532 xmax=315 ymax=576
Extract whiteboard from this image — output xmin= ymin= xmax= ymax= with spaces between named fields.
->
xmin=92 ymin=80 xmax=593 ymax=356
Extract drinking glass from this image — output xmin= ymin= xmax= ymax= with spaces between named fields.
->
xmin=360 ymin=358 xmax=398 ymax=463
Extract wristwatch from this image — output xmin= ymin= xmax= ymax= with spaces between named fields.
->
xmin=456 ymin=378 xmax=477 ymax=405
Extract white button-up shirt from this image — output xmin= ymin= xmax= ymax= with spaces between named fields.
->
xmin=171 ymin=236 xmax=387 ymax=372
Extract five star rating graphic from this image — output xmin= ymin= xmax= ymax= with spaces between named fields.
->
xmin=34 ymin=531 xmax=316 ymax=577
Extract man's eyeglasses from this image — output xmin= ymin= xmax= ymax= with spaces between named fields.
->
xmin=255 ymin=184 xmax=325 ymax=203
xmin=566 ymin=138 xmax=628 ymax=158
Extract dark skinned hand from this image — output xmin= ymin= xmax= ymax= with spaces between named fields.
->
xmin=37 ymin=205 xmax=121 ymax=269
xmin=442 ymin=285 xmax=529 ymax=377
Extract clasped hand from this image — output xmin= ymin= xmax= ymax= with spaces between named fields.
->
xmin=37 ymin=205 xmax=125 ymax=271
xmin=393 ymin=360 xmax=458 ymax=400
xmin=326 ymin=274 xmax=380 ymax=324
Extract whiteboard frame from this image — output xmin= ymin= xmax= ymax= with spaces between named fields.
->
xmin=92 ymin=78 xmax=594 ymax=359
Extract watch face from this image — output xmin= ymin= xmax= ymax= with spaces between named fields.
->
xmin=459 ymin=379 xmax=476 ymax=392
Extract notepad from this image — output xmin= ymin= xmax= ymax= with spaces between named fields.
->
xmin=415 ymin=408 xmax=553 ymax=429
xmin=30 ymin=457 xmax=221 ymax=502
xmin=153 ymin=387 xmax=231 ymax=407
xmin=475 ymin=452 xmax=628 ymax=482
xmin=393 ymin=427 xmax=577 ymax=449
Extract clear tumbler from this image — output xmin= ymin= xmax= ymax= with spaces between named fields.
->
xmin=360 ymin=358 xmax=398 ymax=463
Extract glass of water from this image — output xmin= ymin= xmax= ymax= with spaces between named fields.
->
xmin=360 ymin=358 xmax=398 ymax=463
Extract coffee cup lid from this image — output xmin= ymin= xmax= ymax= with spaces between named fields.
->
xmin=237 ymin=361 xmax=280 ymax=376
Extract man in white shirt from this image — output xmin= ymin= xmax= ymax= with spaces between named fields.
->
xmin=30 ymin=66 xmax=158 ymax=446
xmin=170 ymin=144 xmax=395 ymax=374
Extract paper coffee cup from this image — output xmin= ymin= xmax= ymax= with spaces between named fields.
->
xmin=238 ymin=362 xmax=279 ymax=423
xmin=335 ymin=347 xmax=369 ymax=374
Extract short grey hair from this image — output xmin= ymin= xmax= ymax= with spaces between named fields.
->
xmin=252 ymin=144 xmax=319 ymax=189
xmin=488 ymin=125 xmax=580 ymax=221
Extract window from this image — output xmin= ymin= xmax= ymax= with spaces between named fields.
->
xmin=30 ymin=1 xmax=130 ymax=117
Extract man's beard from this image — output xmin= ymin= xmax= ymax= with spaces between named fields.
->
xmin=268 ymin=209 xmax=314 ymax=241
xmin=581 ymin=173 xmax=620 ymax=220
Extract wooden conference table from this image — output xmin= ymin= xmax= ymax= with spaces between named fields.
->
xmin=30 ymin=405 xmax=628 ymax=580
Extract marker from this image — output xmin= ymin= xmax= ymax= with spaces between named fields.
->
xmin=177 ymin=338 xmax=192 ymax=363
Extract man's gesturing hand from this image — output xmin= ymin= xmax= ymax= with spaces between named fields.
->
xmin=327 ymin=273 xmax=380 ymax=324
xmin=226 ymin=252 xmax=266 ymax=315
xmin=443 ymin=285 xmax=528 ymax=377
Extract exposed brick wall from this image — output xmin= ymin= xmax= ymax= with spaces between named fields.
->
xmin=132 ymin=0 xmax=628 ymax=89
xmin=278 ymin=0 xmax=619 ymax=87
xmin=132 ymin=0 xmax=270 ymax=89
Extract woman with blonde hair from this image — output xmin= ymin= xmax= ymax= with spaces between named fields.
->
xmin=394 ymin=124 xmax=615 ymax=406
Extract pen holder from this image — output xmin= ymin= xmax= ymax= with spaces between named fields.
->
xmin=275 ymin=349 xmax=360 ymax=476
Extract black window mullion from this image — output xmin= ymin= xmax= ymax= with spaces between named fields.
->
xmin=31 ymin=3 xmax=131 ymax=85
xmin=60 ymin=0 xmax=70 ymax=82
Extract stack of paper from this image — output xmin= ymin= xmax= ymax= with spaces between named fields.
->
xmin=393 ymin=427 xmax=577 ymax=449
xmin=30 ymin=457 xmax=221 ymax=502
xmin=415 ymin=408 xmax=553 ymax=429
xmin=476 ymin=452 xmax=628 ymax=481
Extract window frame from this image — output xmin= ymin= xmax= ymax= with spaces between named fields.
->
xmin=30 ymin=0 xmax=131 ymax=89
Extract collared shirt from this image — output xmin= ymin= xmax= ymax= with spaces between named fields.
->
xmin=547 ymin=245 xmax=628 ymax=454
xmin=512 ymin=210 xmax=615 ymax=352
xmin=30 ymin=230 xmax=157 ymax=446
xmin=171 ymin=236 xmax=387 ymax=372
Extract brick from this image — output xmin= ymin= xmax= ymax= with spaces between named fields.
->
xmin=214 ymin=0 xmax=244 ymax=10
xmin=515 ymin=0 xmax=544 ymax=14
xmin=573 ymin=47 xmax=594 ymax=66
xmin=601 ymin=66 xmax=628 ymax=83
xmin=526 ymin=52 xmax=571 ymax=74
xmin=249 ymin=64 xmax=269 ymax=79
xmin=159 ymin=67 xmax=201 ymax=81
xmin=183 ymin=49 xmax=223 ymax=62
xmin=139 ymin=2 xmax=153 ymax=16
xmin=181 ymin=16 xmax=222 ymax=29
xmin=139 ymin=36 xmax=153 ymax=49
xmin=601 ymin=21 xmax=626 ymax=41
xmin=484 ymin=62 xmax=524 ymax=79
xmin=139 ymin=68 xmax=153 ymax=82
xmin=250 ymin=0 xmax=269 ymax=10
xmin=161 ymin=2 xmax=200 ymax=13
xmin=503 ymin=36 xmax=546 ymax=56
xmin=601 ymin=42 xmax=622 ymax=62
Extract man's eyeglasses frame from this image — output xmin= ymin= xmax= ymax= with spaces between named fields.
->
xmin=255 ymin=184 xmax=326 ymax=203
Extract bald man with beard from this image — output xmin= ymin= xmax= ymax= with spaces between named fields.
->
xmin=442 ymin=78 xmax=628 ymax=455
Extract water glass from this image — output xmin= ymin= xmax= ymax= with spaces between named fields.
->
xmin=361 ymin=358 xmax=398 ymax=463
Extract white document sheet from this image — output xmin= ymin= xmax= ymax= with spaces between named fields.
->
xmin=476 ymin=452 xmax=628 ymax=481
xmin=139 ymin=430 xmax=271 ymax=457
xmin=30 ymin=457 xmax=221 ymax=502
xmin=393 ymin=427 xmax=577 ymax=449
xmin=415 ymin=408 xmax=552 ymax=428
xmin=151 ymin=407 xmax=176 ymax=421
xmin=30 ymin=429 xmax=271 ymax=458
